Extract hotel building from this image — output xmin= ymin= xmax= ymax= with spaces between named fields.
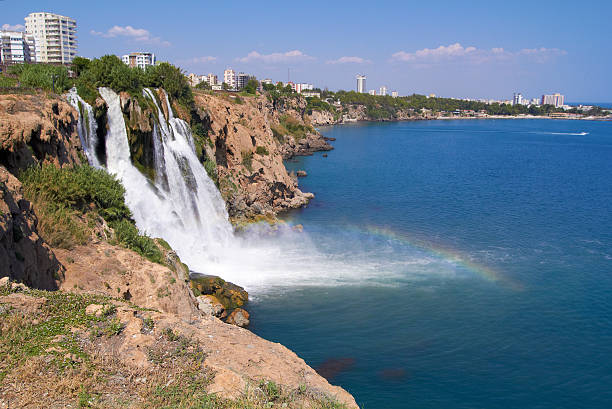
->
xmin=24 ymin=12 xmax=77 ymax=64
xmin=0 ymin=30 xmax=36 ymax=64
xmin=121 ymin=52 xmax=156 ymax=69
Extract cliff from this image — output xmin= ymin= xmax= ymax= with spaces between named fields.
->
xmin=0 ymin=91 xmax=357 ymax=408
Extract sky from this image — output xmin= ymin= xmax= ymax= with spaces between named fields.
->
xmin=2 ymin=0 xmax=611 ymax=101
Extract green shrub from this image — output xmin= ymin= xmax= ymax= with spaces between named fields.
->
xmin=241 ymin=151 xmax=253 ymax=172
xmin=255 ymin=146 xmax=269 ymax=156
xmin=21 ymin=164 xmax=131 ymax=223
xmin=9 ymin=63 xmax=71 ymax=92
xmin=278 ymin=114 xmax=312 ymax=140
xmin=0 ymin=75 xmax=18 ymax=88
xmin=203 ymin=159 xmax=218 ymax=186
xmin=110 ymin=219 xmax=163 ymax=264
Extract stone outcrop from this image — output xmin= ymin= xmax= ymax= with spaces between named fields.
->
xmin=309 ymin=109 xmax=339 ymax=126
xmin=0 ymin=166 xmax=62 ymax=289
xmin=0 ymin=93 xmax=81 ymax=174
xmin=193 ymin=92 xmax=321 ymax=222
xmin=191 ymin=273 xmax=248 ymax=312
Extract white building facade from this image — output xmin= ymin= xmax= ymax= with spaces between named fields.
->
xmin=121 ymin=52 xmax=155 ymax=69
xmin=25 ymin=12 xmax=77 ymax=64
xmin=0 ymin=31 xmax=36 ymax=64
xmin=356 ymin=75 xmax=366 ymax=93
xmin=379 ymin=86 xmax=387 ymax=96
xmin=541 ymin=93 xmax=565 ymax=108
xmin=223 ymin=68 xmax=236 ymax=89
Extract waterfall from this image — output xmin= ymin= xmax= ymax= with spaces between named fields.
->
xmin=66 ymin=88 xmax=102 ymax=168
xmin=70 ymin=87 xmax=415 ymax=293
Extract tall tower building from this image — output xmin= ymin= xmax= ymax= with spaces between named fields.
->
xmin=25 ymin=12 xmax=77 ymax=64
xmin=379 ymin=86 xmax=387 ymax=96
xmin=356 ymin=75 xmax=366 ymax=93
xmin=541 ymin=93 xmax=565 ymax=108
xmin=513 ymin=93 xmax=523 ymax=105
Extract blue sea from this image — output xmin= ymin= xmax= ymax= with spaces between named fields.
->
xmin=247 ymin=119 xmax=612 ymax=409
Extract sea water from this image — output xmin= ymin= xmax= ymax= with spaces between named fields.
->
xmin=247 ymin=119 xmax=612 ymax=409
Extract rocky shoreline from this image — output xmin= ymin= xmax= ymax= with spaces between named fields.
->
xmin=0 ymin=90 xmax=357 ymax=408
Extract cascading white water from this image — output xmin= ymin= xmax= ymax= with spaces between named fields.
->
xmin=66 ymin=88 xmax=102 ymax=168
xmin=71 ymin=87 xmax=459 ymax=293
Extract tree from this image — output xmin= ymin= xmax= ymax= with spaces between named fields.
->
xmin=72 ymin=56 xmax=90 ymax=77
xmin=244 ymin=79 xmax=258 ymax=95
xmin=222 ymin=82 xmax=230 ymax=91
xmin=195 ymin=81 xmax=211 ymax=90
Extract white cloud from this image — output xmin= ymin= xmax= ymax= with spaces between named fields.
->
xmin=179 ymin=56 xmax=218 ymax=64
xmin=391 ymin=43 xmax=567 ymax=64
xmin=91 ymin=25 xmax=170 ymax=46
xmin=326 ymin=56 xmax=371 ymax=64
xmin=2 ymin=23 xmax=25 ymax=31
xmin=236 ymin=50 xmax=314 ymax=64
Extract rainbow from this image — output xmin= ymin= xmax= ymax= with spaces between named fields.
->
xmin=355 ymin=225 xmax=524 ymax=290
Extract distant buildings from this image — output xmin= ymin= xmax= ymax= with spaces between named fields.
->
xmin=261 ymin=78 xmax=273 ymax=85
xmin=236 ymin=72 xmax=250 ymax=90
xmin=301 ymin=90 xmax=321 ymax=98
xmin=0 ymin=30 xmax=36 ymax=64
xmin=122 ymin=52 xmax=155 ymax=69
xmin=541 ymin=93 xmax=565 ymax=108
xmin=289 ymin=82 xmax=314 ymax=93
xmin=379 ymin=86 xmax=387 ymax=96
xmin=368 ymin=89 xmax=376 ymax=95
xmin=513 ymin=93 xmax=523 ymax=105
xmin=207 ymin=73 xmax=218 ymax=86
xmin=356 ymin=75 xmax=366 ymax=93
xmin=25 ymin=12 xmax=77 ymax=64
xmin=223 ymin=68 xmax=236 ymax=89
xmin=391 ymin=91 xmax=399 ymax=98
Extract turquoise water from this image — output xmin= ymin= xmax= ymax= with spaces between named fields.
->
xmin=247 ymin=119 xmax=612 ymax=409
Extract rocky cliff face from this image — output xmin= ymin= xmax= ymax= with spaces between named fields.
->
xmin=0 ymin=166 xmax=62 ymax=289
xmin=0 ymin=90 xmax=358 ymax=408
xmin=0 ymin=93 xmax=82 ymax=174
xmin=192 ymin=92 xmax=331 ymax=222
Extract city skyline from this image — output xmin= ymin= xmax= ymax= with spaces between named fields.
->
xmin=2 ymin=0 xmax=611 ymax=101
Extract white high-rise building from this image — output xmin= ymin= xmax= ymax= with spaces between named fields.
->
xmin=207 ymin=73 xmax=218 ymax=86
xmin=513 ymin=93 xmax=523 ymax=105
xmin=391 ymin=91 xmax=399 ymax=98
xmin=24 ymin=12 xmax=77 ymax=64
xmin=224 ymin=68 xmax=236 ymax=90
xmin=368 ymin=89 xmax=376 ymax=95
xmin=541 ymin=93 xmax=565 ymax=108
xmin=356 ymin=75 xmax=366 ymax=93
xmin=379 ymin=86 xmax=387 ymax=96
xmin=0 ymin=30 xmax=36 ymax=64
xmin=121 ymin=52 xmax=155 ymax=69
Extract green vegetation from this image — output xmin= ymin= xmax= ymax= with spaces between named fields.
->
xmin=278 ymin=114 xmax=313 ymax=140
xmin=241 ymin=150 xmax=254 ymax=172
xmin=8 ymin=63 xmax=71 ymax=93
xmin=305 ymin=96 xmax=335 ymax=115
xmin=20 ymin=164 xmax=163 ymax=264
xmin=255 ymin=146 xmax=269 ymax=156
xmin=0 ymin=75 xmax=18 ymax=88
xmin=243 ymin=79 xmax=259 ymax=95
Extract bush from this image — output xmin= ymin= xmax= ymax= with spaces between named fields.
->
xmin=0 ymin=75 xmax=18 ymax=87
xmin=241 ymin=151 xmax=253 ymax=171
xmin=278 ymin=114 xmax=312 ymax=140
xmin=255 ymin=146 xmax=269 ymax=156
xmin=109 ymin=219 xmax=163 ymax=265
xmin=9 ymin=63 xmax=71 ymax=92
xmin=21 ymin=164 xmax=131 ymax=223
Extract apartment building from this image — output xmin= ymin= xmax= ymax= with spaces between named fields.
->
xmin=223 ymin=68 xmax=236 ymax=89
xmin=356 ymin=75 xmax=366 ymax=93
xmin=541 ymin=93 xmax=565 ymax=108
xmin=121 ymin=52 xmax=156 ymax=69
xmin=0 ymin=30 xmax=36 ymax=64
xmin=25 ymin=12 xmax=77 ymax=64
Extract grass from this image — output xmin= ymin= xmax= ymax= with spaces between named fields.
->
xmin=20 ymin=164 xmax=164 ymax=264
xmin=0 ymin=283 xmax=350 ymax=408
xmin=241 ymin=150 xmax=254 ymax=172
xmin=255 ymin=146 xmax=269 ymax=156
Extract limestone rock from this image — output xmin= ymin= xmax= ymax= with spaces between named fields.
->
xmin=0 ymin=166 xmax=62 ymax=290
xmin=191 ymin=274 xmax=248 ymax=311
xmin=196 ymin=294 xmax=225 ymax=318
xmin=226 ymin=308 xmax=250 ymax=327
xmin=296 ymin=170 xmax=307 ymax=177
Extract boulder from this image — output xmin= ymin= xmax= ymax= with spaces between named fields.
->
xmin=196 ymin=294 xmax=225 ymax=318
xmin=226 ymin=308 xmax=250 ymax=327
xmin=191 ymin=274 xmax=248 ymax=311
